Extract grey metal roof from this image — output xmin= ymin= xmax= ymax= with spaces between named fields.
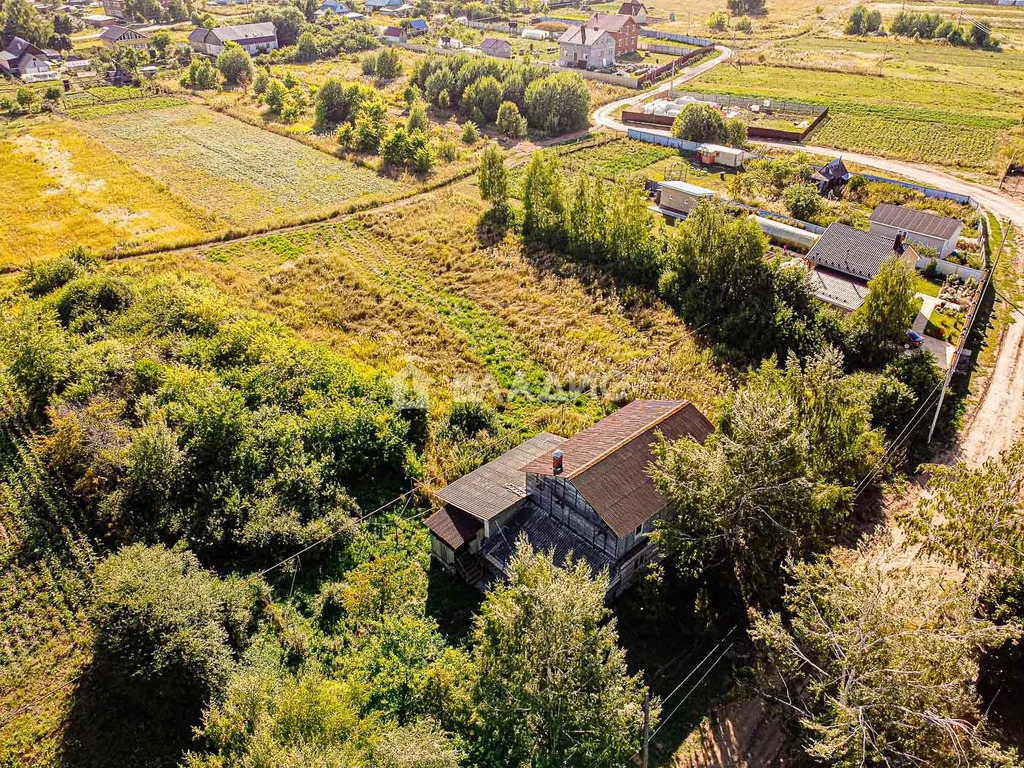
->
xmin=434 ymin=432 xmax=566 ymax=521
xmin=210 ymin=22 xmax=277 ymax=44
xmin=869 ymin=203 xmax=962 ymax=241
xmin=811 ymin=158 xmax=849 ymax=184
xmin=99 ymin=25 xmax=140 ymax=41
xmin=587 ymin=12 xmax=632 ymax=32
xmin=808 ymin=267 xmax=869 ymax=312
xmin=806 ymin=222 xmax=898 ymax=280
xmin=482 ymin=501 xmax=617 ymax=577
xmin=3 ymin=37 xmax=32 ymax=56
xmin=558 ymin=24 xmax=612 ymax=46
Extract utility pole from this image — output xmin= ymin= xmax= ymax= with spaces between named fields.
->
xmin=927 ymin=221 xmax=1013 ymax=443
xmin=641 ymin=692 xmax=651 ymax=768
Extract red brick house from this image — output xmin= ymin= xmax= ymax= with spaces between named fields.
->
xmin=584 ymin=12 xmax=639 ymax=56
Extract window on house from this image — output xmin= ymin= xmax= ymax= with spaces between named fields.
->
xmin=634 ymin=523 xmax=644 ymax=538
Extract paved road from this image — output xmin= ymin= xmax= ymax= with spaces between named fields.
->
xmin=594 ymin=70 xmax=1024 ymax=464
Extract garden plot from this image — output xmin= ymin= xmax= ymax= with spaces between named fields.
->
xmin=683 ymin=62 xmax=1024 ymax=172
xmin=0 ymin=122 xmax=216 ymax=268
xmin=78 ymin=104 xmax=407 ymax=229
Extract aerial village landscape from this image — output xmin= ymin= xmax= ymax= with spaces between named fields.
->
xmin=3 ymin=0 xmax=1024 ymax=763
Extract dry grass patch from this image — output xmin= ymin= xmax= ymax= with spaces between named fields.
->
xmin=0 ymin=121 xmax=217 ymax=269
xmin=126 ymin=186 xmax=727 ymax=415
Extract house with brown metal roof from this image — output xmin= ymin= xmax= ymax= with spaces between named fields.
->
xmin=868 ymin=203 xmax=963 ymax=259
xmin=425 ymin=400 xmax=714 ymax=596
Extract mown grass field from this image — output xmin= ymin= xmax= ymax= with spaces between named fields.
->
xmin=0 ymin=120 xmax=217 ymax=269
xmin=77 ymin=104 xmax=408 ymax=228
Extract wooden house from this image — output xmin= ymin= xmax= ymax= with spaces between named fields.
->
xmin=426 ymin=400 xmax=714 ymax=597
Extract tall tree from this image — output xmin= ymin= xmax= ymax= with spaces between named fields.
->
xmin=478 ymin=142 xmax=508 ymax=209
xmin=520 ymin=150 xmax=565 ymax=248
xmin=470 ymin=539 xmax=652 ymax=768
xmin=751 ymin=540 xmax=1019 ymax=768
xmin=651 ymin=350 xmax=878 ymax=606
xmin=1 ymin=0 xmax=50 ymax=46
xmin=901 ymin=439 xmax=1024 ymax=574
xmin=851 ymin=254 xmax=918 ymax=365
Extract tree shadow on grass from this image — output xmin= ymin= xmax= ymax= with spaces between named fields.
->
xmin=475 ymin=205 xmax=515 ymax=248
xmin=60 ymin=662 xmax=203 ymax=768
xmin=426 ymin=559 xmax=483 ymax=646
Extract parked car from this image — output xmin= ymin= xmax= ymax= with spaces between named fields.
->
xmin=906 ymin=329 xmax=924 ymax=349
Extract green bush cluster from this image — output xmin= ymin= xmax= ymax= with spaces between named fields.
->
xmin=4 ymin=259 xmax=416 ymax=564
xmin=411 ymin=54 xmax=590 ymax=135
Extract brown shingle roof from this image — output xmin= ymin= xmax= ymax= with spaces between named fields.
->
xmin=434 ymin=432 xmax=566 ymax=521
xmin=425 ymin=506 xmax=482 ymax=549
xmin=869 ymin=203 xmax=962 ymax=241
xmin=522 ymin=401 xmax=714 ymax=538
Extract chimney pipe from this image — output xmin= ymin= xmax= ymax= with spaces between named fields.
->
xmin=894 ymin=232 xmax=904 ymax=254
xmin=552 ymin=450 xmax=564 ymax=475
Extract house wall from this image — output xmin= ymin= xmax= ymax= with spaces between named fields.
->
xmin=609 ymin=18 xmax=638 ymax=54
xmin=22 ymin=55 xmax=51 ymax=74
xmin=869 ymin=220 xmax=961 ymax=259
xmin=659 ymin=186 xmax=712 ymax=215
xmin=430 ymin=533 xmax=456 ymax=567
xmin=558 ymin=37 xmax=615 ymax=69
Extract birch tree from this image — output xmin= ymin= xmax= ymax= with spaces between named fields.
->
xmin=750 ymin=542 xmax=1019 ymax=767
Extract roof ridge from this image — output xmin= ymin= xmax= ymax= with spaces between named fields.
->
xmin=567 ymin=401 xmax=689 ymax=479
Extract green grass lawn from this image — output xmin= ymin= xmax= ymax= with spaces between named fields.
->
xmin=925 ymin=306 xmax=965 ymax=344
xmin=914 ymin=274 xmax=943 ymax=298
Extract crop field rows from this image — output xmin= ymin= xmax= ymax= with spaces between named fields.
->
xmin=78 ymin=104 xmax=407 ymax=229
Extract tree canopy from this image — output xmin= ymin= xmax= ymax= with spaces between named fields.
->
xmin=751 ymin=540 xmax=1019 ymax=767
xmin=470 ymin=539 xmax=652 ymax=768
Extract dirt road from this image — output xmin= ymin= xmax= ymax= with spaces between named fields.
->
xmin=594 ymin=87 xmax=1024 ymax=466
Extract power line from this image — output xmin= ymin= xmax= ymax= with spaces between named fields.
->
xmin=649 ymin=640 xmax=734 ymax=742
xmin=655 ymin=625 xmax=737 ymax=708
xmin=257 ymin=488 xmax=416 ymax=576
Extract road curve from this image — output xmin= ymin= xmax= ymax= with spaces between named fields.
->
xmin=592 ymin=62 xmax=1024 ymax=225
xmin=593 ymin=71 xmax=1024 ymax=463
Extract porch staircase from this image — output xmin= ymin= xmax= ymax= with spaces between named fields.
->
xmin=455 ymin=551 xmax=484 ymax=587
